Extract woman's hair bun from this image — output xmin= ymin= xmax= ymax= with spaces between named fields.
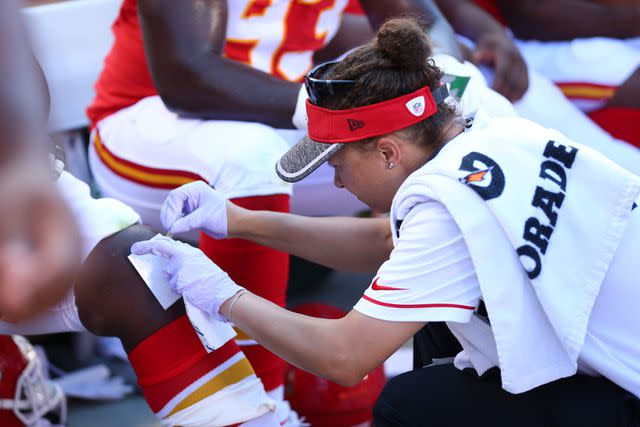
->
xmin=375 ymin=18 xmax=431 ymax=71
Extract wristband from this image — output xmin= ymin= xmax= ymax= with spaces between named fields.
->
xmin=227 ymin=290 xmax=248 ymax=323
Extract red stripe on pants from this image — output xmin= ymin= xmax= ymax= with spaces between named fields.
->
xmin=199 ymin=194 xmax=290 ymax=392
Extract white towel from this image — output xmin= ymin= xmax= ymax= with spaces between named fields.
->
xmin=129 ymin=235 xmax=236 ymax=352
xmin=392 ymin=112 xmax=640 ymax=393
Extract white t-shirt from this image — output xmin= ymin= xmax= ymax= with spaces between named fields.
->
xmin=354 ymin=200 xmax=481 ymax=323
xmin=354 ymin=187 xmax=640 ymax=397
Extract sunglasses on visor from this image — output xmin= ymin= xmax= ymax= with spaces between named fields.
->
xmin=305 ymin=60 xmax=450 ymax=107
xmin=304 ymin=60 xmax=356 ymax=105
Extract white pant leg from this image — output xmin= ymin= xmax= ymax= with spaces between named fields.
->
xmin=0 ymin=291 xmax=84 ymax=335
xmin=514 ymin=69 xmax=640 ymax=175
xmin=90 ymin=96 xmax=292 ymax=229
xmin=516 ymin=37 xmax=640 ymax=87
xmin=91 ymin=96 xmax=368 ymax=222
xmin=478 ymin=64 xmax=640 ymax=175
xmin=516 ymin=37 xmax=640 ymax=112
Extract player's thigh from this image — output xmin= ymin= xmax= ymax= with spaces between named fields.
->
xmin=91 ymin=96 xmax=291 ymax=199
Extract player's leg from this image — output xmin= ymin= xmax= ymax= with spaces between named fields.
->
xmin=513 ymin=69 xmax=640 ymax=174
xmin=1 ymin=170 xmax=278 ymax=426
xmin=515 ymin=37 xmax=640 ymax=113
xmin=199 ymin=196 xmax=289 ymax=403
xmin=475 ymin=59 xmax=640 ymax=175
xmin=75 ymin=224 xmax=278 ymax=427
xmin=588 ymin=67 xmax=640 ymax=148
xmin=89 ymin=100 xmax=292 ymax=419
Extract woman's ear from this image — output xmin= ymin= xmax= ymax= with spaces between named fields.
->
xmin=376 ymin=136 xmax=402 ymax=168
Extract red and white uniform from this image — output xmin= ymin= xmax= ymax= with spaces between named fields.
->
xmin=515 ymin=36 xmax=640 ymax=147
xmin=346 ymin=0 xmax=640 ymax=172
xmin=86 ymin=0 xmax=364 ymax=226
xmin=474 ymin=0 xmax=640 ymax=147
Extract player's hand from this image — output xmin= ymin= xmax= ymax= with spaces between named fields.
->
xmin=160 ymin=181 xmax=229 ymax=238
xmin=472 ymin=32 xmax=529 ymax=102
xmin=0 ymin=160 xmax=81 ymax=322
xmin=131 ymin=236 xmax=244 ymax=321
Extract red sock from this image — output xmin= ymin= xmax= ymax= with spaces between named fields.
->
xmin=128 ymin=315 xmax=250 ymax=415
xmin=589 ymin=107 xmax=640 ymax=148
xmin=199 ymin=194 xmax=290 ymax=393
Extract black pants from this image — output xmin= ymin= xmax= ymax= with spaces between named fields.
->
xmin=374 ymin=363 xmax=640 ymax=427
xmin=400 ymin=322 xmax=640 ymax=426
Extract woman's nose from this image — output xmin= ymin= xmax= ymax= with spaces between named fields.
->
xmin=333 ymin=170 xmax=344 ymax=188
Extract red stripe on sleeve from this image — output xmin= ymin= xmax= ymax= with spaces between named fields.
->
xmin=361 ymin=294 xmax=475 ymax=310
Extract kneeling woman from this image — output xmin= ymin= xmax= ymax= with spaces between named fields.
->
xmin=133 ymin=18 xmax=640 ymax=426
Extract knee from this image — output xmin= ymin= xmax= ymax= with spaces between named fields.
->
xmin=74 ymin=225 xmax=153 ymax=335
xmin=75 ymin=224 xmax=185 ymax=348
xmin=73 ymin=226 xmax=142 ymax=336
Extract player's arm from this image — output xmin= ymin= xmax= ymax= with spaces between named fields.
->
xmin=138 ymin=0 xmax=300 ymax=128
xmin=359 ymin=0 xmax=463 ymax=60
xmin=435 ymin=0 xmax=529 ymax=102
xmin=498 ymin=0 xmax=640 ymax=41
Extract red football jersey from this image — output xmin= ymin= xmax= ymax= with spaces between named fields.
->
xmin=87 ymin=0 xmax=349 ymax=127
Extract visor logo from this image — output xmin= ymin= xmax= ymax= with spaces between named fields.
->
xmin=347 ymin=118 xmax=365 ymax=131
xmin=406 ymin=96 xmax=425 ymax=117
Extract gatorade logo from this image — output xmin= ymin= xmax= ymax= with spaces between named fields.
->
xmin=347 ymin=118 xmax=365 ymax=131
xmin=458 ymin=152 xmax=505 ymax=201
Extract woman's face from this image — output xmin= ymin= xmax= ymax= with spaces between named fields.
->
xmin=328 ymin=138 xmax=420 ymax=212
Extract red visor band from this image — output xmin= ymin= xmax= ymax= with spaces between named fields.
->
xmin=306 ymin=85 xmax=440 ymax=144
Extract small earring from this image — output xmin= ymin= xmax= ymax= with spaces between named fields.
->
xmin=387 ymin=162 xmax=394 ymax=170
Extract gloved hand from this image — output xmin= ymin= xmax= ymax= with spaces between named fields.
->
xmin=131 ymin=236 xmax=244 ymax=321
xmin=160 ymin=181 xmax=228 ymax=238
xmin=291 ymin=84 xmax=309 ymax=130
